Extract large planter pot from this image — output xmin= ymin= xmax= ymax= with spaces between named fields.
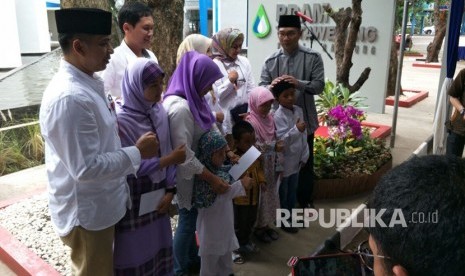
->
xmin=313 ymin=158 xmax=393 ymax=200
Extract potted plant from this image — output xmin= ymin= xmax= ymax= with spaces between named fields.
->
xmin=313 ymin=80 xmax=392 ymax=199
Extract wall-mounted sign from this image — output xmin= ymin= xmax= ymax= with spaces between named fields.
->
xmin=247 ymin=1 xmax=396 ymax=114
xmin=252 ymin=4 xmax=271 ymax=38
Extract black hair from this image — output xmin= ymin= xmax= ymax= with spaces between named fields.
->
xmin=271 ymin=79 xmax=295 ymax=98
xmin=58 ymin=33 xmax=74 ymax=54
xmin=232 ymin=120 xmax=255 ymax=141
xmin=366 ymin=155 xmax=465 ymax=275
xmin=58 ymin=33 xmax=91 ymax=54
xmin=117 ymin=1 xmax=153 ymax=33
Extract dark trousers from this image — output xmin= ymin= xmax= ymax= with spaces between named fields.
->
xmin=446 ymin=131 xmax=465 ymax=157
xmin=234 ymin=204 xmax=258 ymax=246
xmin=297 ymin=133 xmax=314 ymax=207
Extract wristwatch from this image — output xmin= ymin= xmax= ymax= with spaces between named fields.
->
xmin=461 ymin=108 xmax=465 ymax=116
xmin=166 ymin=187 xmax=177 ymax=195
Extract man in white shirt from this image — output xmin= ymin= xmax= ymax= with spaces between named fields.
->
xmin=101 ymin=1 xmax=158 ymax=98
xmin=39 ymin=8 xmax=159 ymax=275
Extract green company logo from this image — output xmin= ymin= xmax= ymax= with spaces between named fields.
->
xmin=253 ymin=4 xmax=271 ymax=38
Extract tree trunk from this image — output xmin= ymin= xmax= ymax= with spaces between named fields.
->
xmin=425 ymin=1 xmax=447 ymax=63
xmin=386 ymin=36 xmax=400 ymax=97
xmin=61 ymin=0 xmax=121 ymax=46
xmin=144 ymin=0 xmax=184 ymax=78
xmin=323 ymin=0 xmax=371 ymax=94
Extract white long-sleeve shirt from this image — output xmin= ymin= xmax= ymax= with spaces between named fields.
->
xmin=163 ymin=95 xmax=219 ymax=210
xmin=39 ymin=59 xmax=141 ymax=236
xmin=100 ymin=40 xmax=158 ymax=98
xmin=204 ymin=89 xmax=225 ymax=135
xmin=274 ymin=104 xmax=310 ymax=177
xmin=213 ymin=56 xmax=256 ymax=134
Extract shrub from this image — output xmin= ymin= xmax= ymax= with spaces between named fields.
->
xmin=314 ymin=81 xmax=391 ymax=180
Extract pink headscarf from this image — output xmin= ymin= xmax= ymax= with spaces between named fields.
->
xmin=246 ymin=87 xmax=276 ymax=143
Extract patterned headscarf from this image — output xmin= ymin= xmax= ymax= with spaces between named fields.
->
xmin=211 ymin=28 xmax=244 ymax=62
xmin=192 ymin=130 xmax=233 ymax=208
xmin=246 ymin=87 xmax=276 ymax=143
xmin=176 ymin=34 xmax=212 ymax=65
xmin=163 ymin=51 xmax=223 ymax=130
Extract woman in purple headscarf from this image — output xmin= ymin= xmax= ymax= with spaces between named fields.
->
xmin=114 ymin=58 xmax=186 ymax=275
xmin=162 ymin=51 xmax=229 ymax=275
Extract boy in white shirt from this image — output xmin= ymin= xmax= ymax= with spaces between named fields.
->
xmin=272 ymin=80 xmax=309 ymax=234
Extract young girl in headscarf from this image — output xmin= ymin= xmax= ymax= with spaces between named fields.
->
xmin=193 ymin=130 xmax=251 ymax=276
xmin=162 ymin=51 xmax=230 ymax=275
xmin=211 ymin=28 xmax=256 ymax=146
xmin=245 ymin=86 xmax=284 ymax=243
xmin=114 ymin=58 xmax=186 ymax=275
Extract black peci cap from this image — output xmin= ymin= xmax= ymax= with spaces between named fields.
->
xmin=278 ymin=15 xmax=301 ymax=29
xmin=55 ymin=8 xmax=112 ymax=35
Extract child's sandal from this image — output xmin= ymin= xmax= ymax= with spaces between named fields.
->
xmin=265 ymin=228 xmax=279 ymax=240
xmin=232 ymin=251 xmax=245 ymax=264
xmin=254 ymin=228 xmax=272 ymax=243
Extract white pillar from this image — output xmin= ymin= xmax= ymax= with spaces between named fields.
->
xmin=15 ymin=0 xmax=51 ymax=54
xmin=0 ymin=0 xmax=22 ymax=68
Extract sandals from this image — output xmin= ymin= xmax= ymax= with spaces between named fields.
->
xmin=254 ymin=228 xmax=272 ymax=243
xmin=243 ymin=242 xmax=260 ymax=253
xmin=232 ymin=250 xmax=245 ymax=264
xmin=265 ymin=228 xmax=279 ymax=240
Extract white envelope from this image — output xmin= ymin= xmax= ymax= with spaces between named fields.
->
xmin=228 ymin=146 xmax=262 ymax=180
xmin=138 ymin=189 xmax=165 ymax=216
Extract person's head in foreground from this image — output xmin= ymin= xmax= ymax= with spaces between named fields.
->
xmin=367 ymin=155 xmax=465 ymax=276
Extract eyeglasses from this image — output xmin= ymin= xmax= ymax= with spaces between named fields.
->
xmin=354 ymin=240 xmax=391 ymax=271
xmin=290 ymin=240 xmax=393 ymax=275
xmin=278 ymin=31 xmax=299 ymax=38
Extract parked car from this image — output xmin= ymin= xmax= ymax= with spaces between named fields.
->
xmin=423 ymin=26 xmax=435 ymax=35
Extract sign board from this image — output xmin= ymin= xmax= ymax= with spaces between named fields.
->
xmin=247 ymin=1 xmax=396 ymax=113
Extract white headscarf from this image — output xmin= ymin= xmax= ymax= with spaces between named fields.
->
xmin=176 ymin=34 xmax=212 ymax=65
